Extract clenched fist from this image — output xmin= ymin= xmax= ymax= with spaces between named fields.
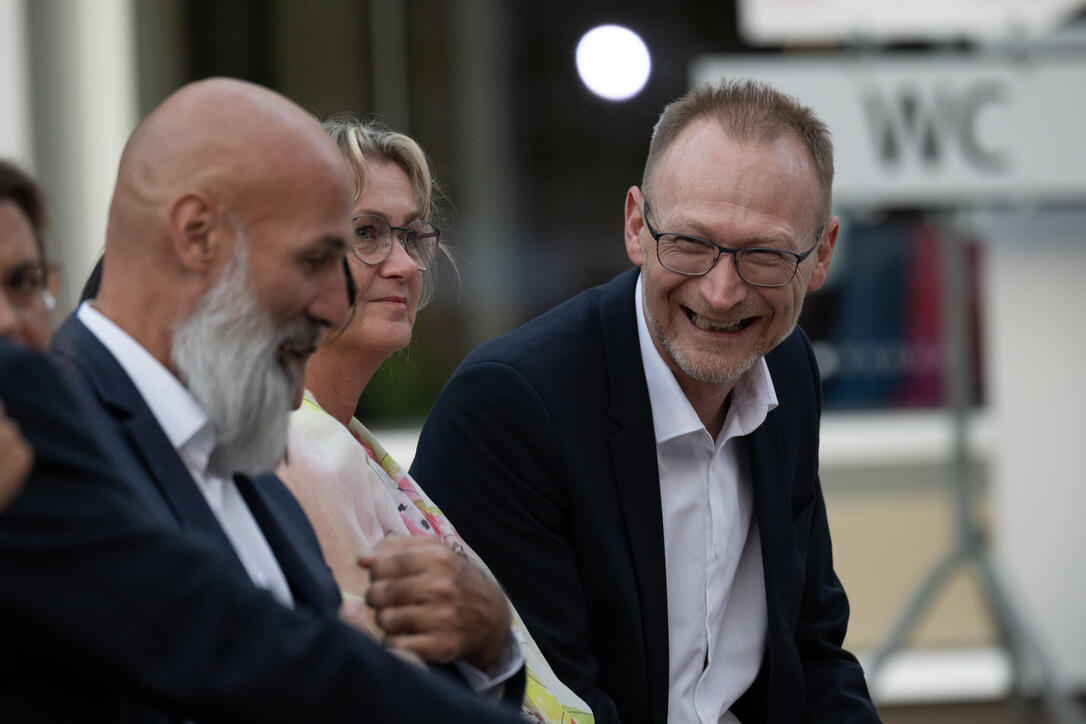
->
xmin=359 ymin=535 xmax=511 ymax=668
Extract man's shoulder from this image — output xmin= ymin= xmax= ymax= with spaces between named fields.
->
xmin=0 ymin=339 xmax=62 ymax=400
xmin=765 ymin=326 xmax=815 ymax=373
xmin=49 ymin=312 xmax=149 ymax=420
xmin=460 ymin=269 xmax=638 ymax=372
xmin=49 ymin=313 xmax=112 ymax=395
xmin=764 ymin=326 xmax=821 ymax=418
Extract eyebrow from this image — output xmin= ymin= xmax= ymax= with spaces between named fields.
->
xmin=352 ymin=209 xmax=422 ymax=224
xmin=663 ymin=216 xmax=795 ymax=249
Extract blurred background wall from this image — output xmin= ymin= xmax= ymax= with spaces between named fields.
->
xmin=2 ymin=1 xmax=1084 ymax=720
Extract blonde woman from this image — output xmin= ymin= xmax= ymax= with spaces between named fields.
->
xmin=277 ymin=118 xmax=593 ymax=723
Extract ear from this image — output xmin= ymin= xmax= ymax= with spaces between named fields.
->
xmin=624 ymin=186 xmax=646 ymax=267
xmin=168 ymin=192 xmax=224 ymax=271
xmin=805 ymin=215 xmax=839 ymax=293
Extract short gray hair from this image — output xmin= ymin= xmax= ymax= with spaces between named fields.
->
xmin=642 ymin=78 xmax=834 ymax=219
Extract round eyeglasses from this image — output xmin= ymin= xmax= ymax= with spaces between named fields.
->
xmin=351 ymin=214 xmax=440 ymax=271
xmin=643 ymin=199 xmax=821 ymax=288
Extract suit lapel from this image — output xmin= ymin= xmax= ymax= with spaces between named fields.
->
xmin=600 ymin=270 xmax=670 ymax=724
xmin=746 ymin=406 xmax=793 ymax=700
xmin=748 ymin=411 xmax=792 ymax=598
xmin=236 ymin=475 xmax=338 ymax=617
xmin=50 ymin=314 xmax=246 ymax=571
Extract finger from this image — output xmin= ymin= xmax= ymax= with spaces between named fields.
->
xmin=367 ymin=538 xmax=458 ymax=581
xmin=384 ymin=633 xmax=460 ymax=665
xmin=366 ymin=572 xmax=442 ymax=609
xmin=374 ymin=602 xmax=453 ymax=637
xmin=0 ymin=419 xmax=33 ymax=497
xmin=355 ymin=533 xmax=417 ymax=569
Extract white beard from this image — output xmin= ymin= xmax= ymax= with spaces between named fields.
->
xmin=171 ymin=235 xmax=319 ymax=476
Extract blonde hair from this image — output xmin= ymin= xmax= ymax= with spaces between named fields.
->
xmin=322 ymin=116 xmax=452 ymax=308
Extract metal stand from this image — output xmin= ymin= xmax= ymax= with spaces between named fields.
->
xmin=865 ymin=217 xmax=1085 ymax=724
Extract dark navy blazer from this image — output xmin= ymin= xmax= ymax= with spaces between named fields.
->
xmin=0 ymin=329 xmax=526 ymax=724
xmin=49 ymin=314 xmax=342 ymax=620
xmin=412 ymin=268 xmax=880 ymax=724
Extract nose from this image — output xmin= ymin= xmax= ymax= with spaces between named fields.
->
xmin=0 ymin=292 xmax=20 ymax=341
xmin=698 ymin=253 xmax=748 ymax=311
xmin=380 ymin=234 xmax=422 ymax=278
xmin=307 ymin=264 xmax=351 ymax=330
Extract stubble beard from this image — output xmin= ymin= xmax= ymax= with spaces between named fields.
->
xmin=642 ymin=283 xmax=795 ymax=386
xmin=171 ymin=234 xmax=319 ymax=476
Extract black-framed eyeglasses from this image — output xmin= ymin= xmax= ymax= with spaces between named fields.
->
xmin=643 ymin=199 xmax=822 ymax=288
xmin=350 ymin=214 xmax=440 ymax=271
xmin=2 ymin=260 xmax=53 ymax=312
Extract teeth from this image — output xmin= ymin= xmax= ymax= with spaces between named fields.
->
xmin=688 ymin=311 xmax=747 ymax=333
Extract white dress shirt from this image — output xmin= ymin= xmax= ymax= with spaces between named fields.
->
xmin=634 ymin=277 xmax=777 ymax=724
xmin=78 ymin=302 xmax=295 ymax=608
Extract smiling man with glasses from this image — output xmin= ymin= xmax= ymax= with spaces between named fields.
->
xmin=413 ymin=78 xmax=879 ymax=724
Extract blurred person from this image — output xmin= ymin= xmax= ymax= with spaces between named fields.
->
xmin=0 ymin=160 xmax=54 ymax=351
xmin=0 ymin=77 xmax=526 ymax=722
xmin=411 ymin=79 xmax=880 ymax=723
xmin=0 ymin=160 xmax=52 ymax=510
xmin=276 ymin=118 xmax=593 ymax=722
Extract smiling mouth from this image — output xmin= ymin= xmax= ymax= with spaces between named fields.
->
xmin=684 ymin=307 xmax=755 ymax=333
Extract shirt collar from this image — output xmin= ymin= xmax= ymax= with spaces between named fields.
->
xmin=77 ymin=301 xmax=215 ymax=471
xmin=634 ymin=274 xmax=778 ymax=447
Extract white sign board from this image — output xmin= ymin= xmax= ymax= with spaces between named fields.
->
xmin=692 ymin=53 xmax=1086 ymax=205
xmin=738 ymin=0 xmax=1086 ymax=44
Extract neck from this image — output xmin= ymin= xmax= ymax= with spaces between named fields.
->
xmin=92 ymin=291 xmax=180 ymax=375
xmin=675 ymin=375 xmax=735 ymax=440
xmin=303 ymin=339 xmax=386 ymax=427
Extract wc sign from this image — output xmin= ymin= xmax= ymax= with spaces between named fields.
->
xmin=690 ymin=54 xmax=1086 ymax=206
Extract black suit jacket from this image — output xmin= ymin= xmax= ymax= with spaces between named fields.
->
xmin=0 ymin=333 xmax=524 ymax=723
xmin=412 ymin=269 xmax=879 ymax=723
xmin=49 ymin=314 xmax=341 ymax=619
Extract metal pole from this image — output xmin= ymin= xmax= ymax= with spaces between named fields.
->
xmin=867 ymin=215 xmax=1085 ymax=724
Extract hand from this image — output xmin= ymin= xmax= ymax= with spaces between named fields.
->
xmin=359 ymin=535 xmax=512 ymax=669
xmin=339 ymin=598 xmax=428 ymax=670
xmin=337 ymin=595 xmax=380 ymax=639
xmin=0 ymin=402 xmax=33 ymax=510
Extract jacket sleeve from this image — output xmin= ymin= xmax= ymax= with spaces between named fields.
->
xmin=412 ymin=360 xmax=622 ymax=723
xmin=795 ymin=334 xmax=881 ymax=723
xmin=794 ymin=482 xmax=881 ymax=722
xmin=0 ymin=341 xmax=523 ymax=724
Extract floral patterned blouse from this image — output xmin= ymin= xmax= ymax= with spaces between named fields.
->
xmin=277 ymin=391 xmax=593 ymax=724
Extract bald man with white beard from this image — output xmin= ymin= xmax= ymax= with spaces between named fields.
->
xmin=0 ymin=77 xmax=525 ymax=723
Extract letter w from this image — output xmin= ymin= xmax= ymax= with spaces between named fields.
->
xmin=863 ymin=87 xmax=957 ymax=167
